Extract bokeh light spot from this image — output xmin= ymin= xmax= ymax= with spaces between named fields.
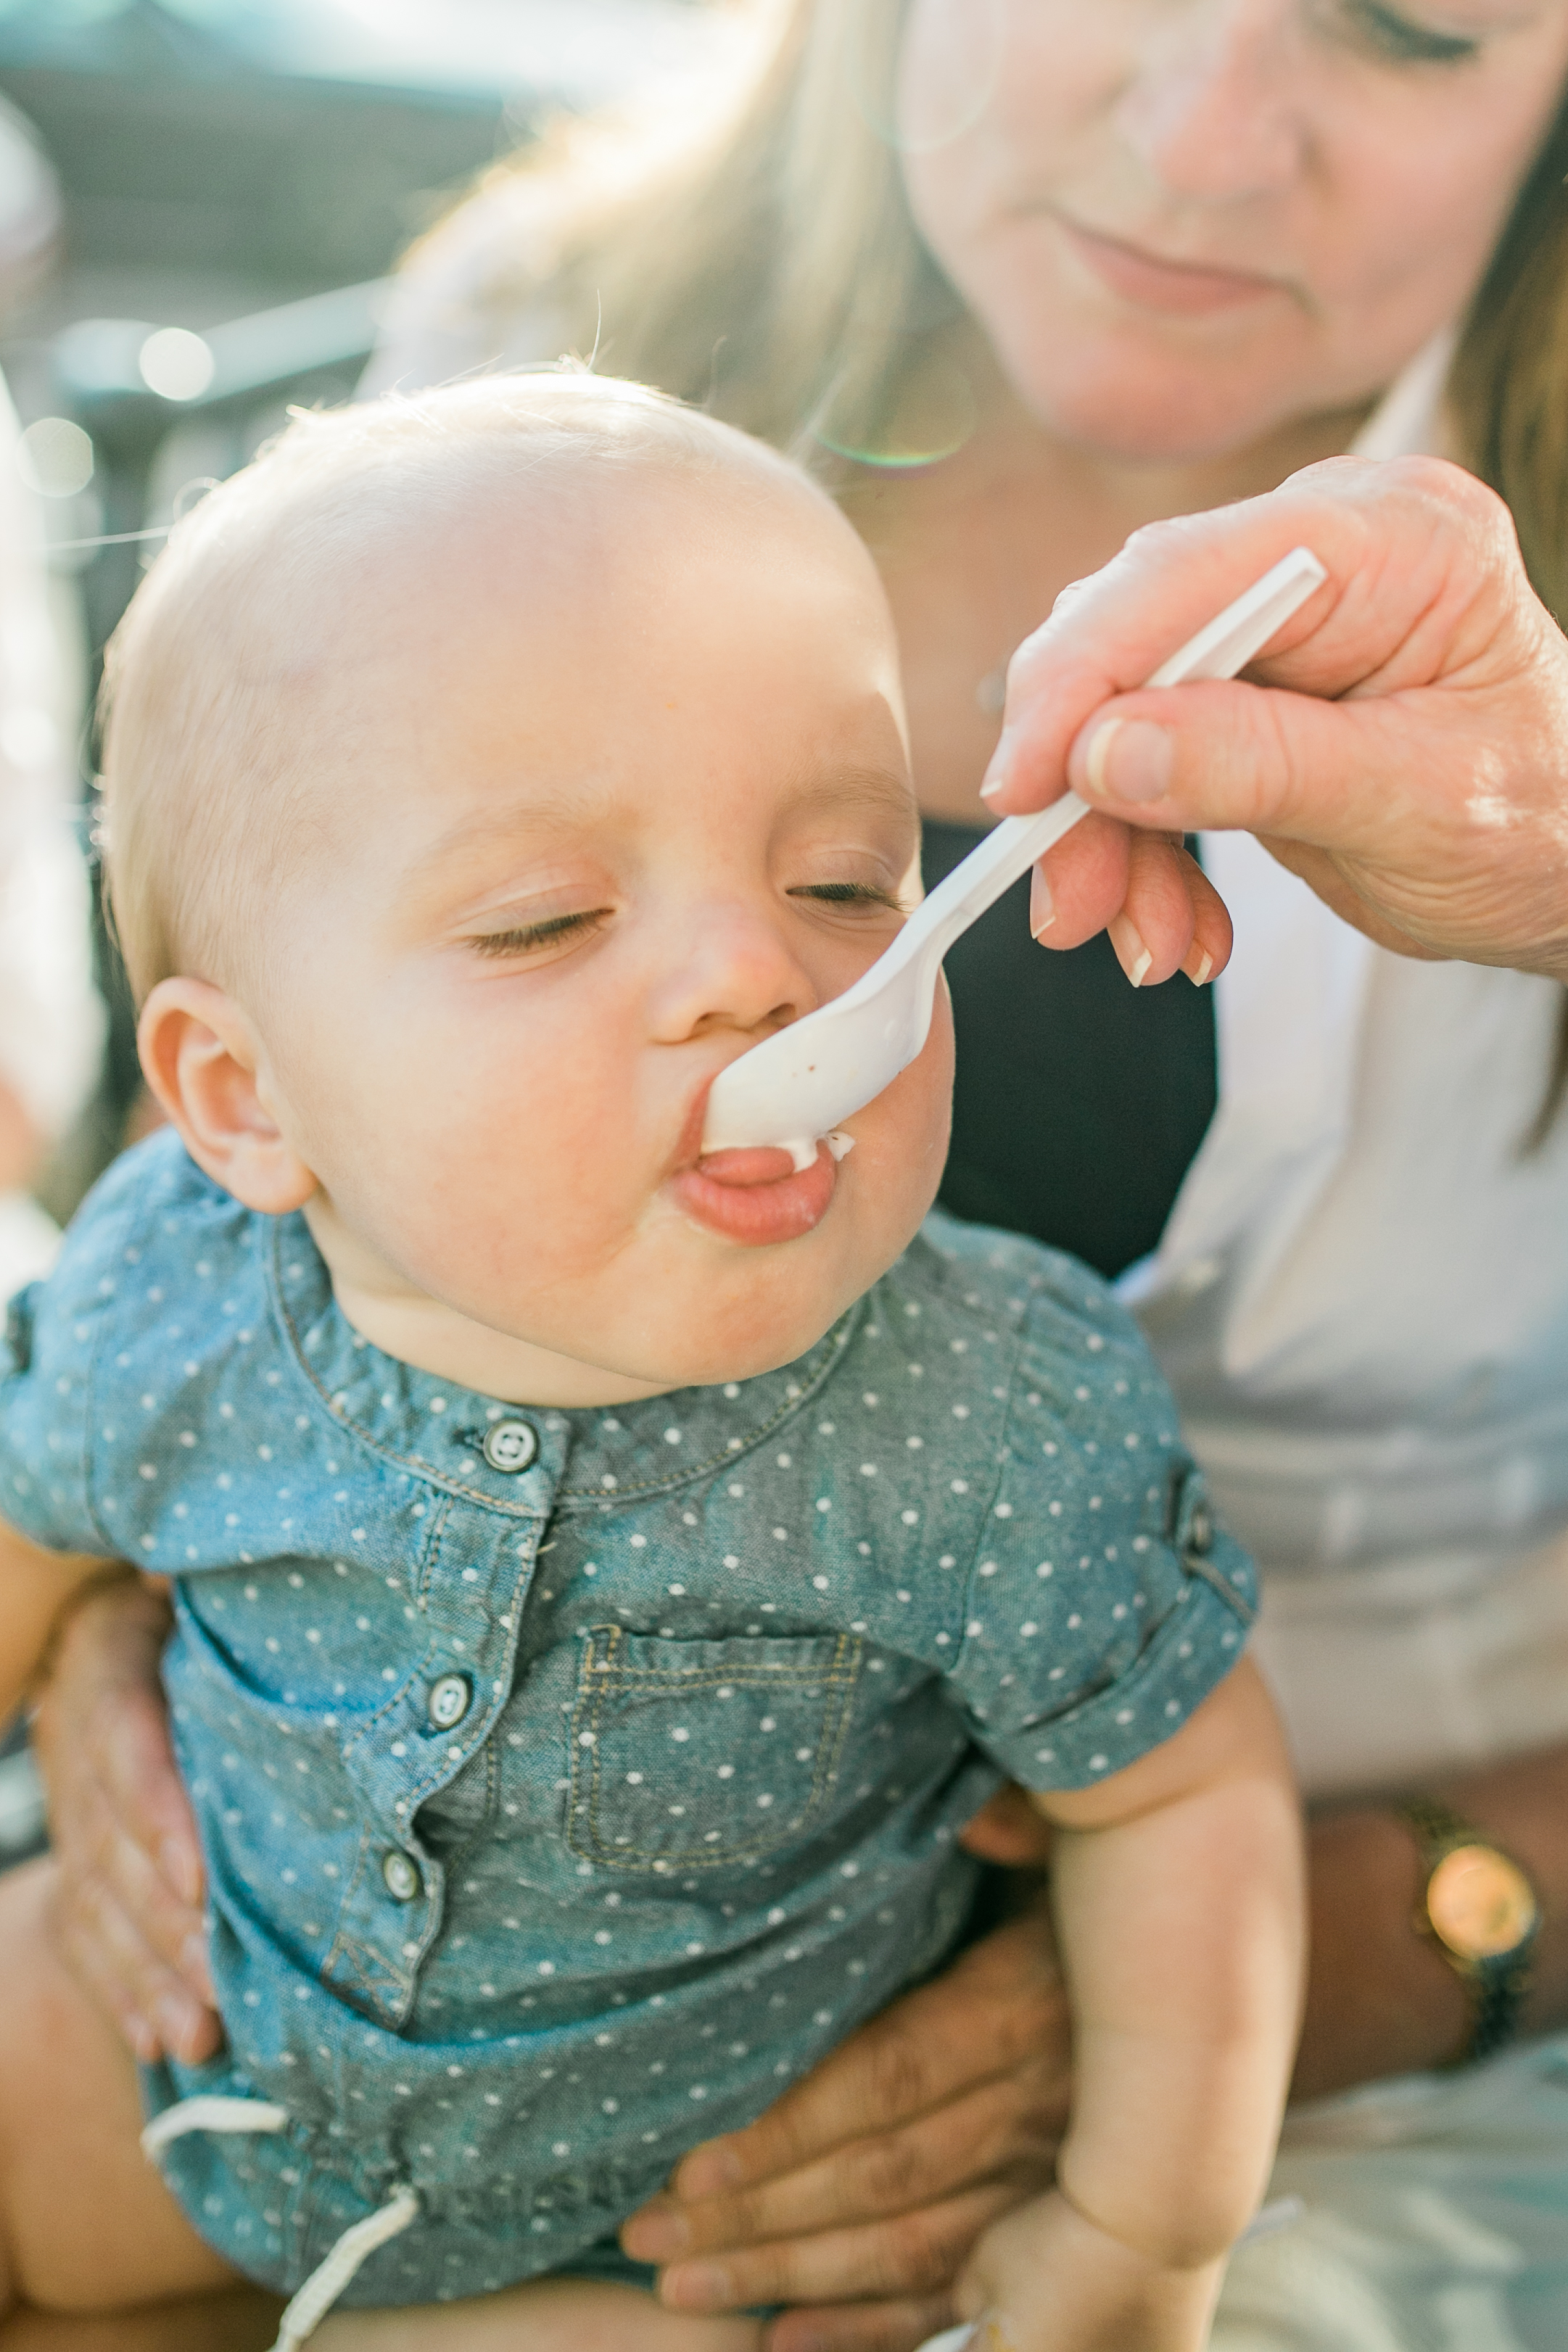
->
xmin=139 ymin=327 xmax=215 ymax=403
xmin=16 ymin=416 xmax=94 ymax=498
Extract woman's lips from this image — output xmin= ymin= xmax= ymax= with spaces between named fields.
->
xmin=1056 ymin=214 xmax=1287 ymax=317
xmin=672 ymin=1143 xmax=838 ymax=1247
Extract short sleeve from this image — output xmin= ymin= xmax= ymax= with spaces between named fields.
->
xmin=941 ymin=1253 xmax=1255 ymax=1791
xmin=0 ymin=1152 xmax=151 ymax=1557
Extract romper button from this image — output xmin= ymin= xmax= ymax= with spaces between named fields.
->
xmin=381 ymin=1850 xmax=421 ymax=1903
xmin=482 ymin=1418 xmax=538 ymax=1474
xmin=427 ymin=1672 xmax=471 ymax=1731
xmin=1186 ymin=1505 xmax=1213 ymax=1557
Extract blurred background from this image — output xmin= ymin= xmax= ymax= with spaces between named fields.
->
xmin=0 ymin=0 xmax=725 ymax=1873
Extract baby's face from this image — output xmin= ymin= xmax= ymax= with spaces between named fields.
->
xmin=247 ymin=461 xmax=952 ymax=1403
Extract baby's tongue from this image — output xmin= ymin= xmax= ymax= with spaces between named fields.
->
xmin=696 ymin=1145 xmax=811 ymax=1187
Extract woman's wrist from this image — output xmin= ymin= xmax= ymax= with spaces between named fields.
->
xmin=1294 ymin=1807 xmax=1469 ymax=2100
xmin=1296 ymin=1747 xmax=1568 ymax=2104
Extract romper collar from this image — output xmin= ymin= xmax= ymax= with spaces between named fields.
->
xmin=268 ymin=1213 xmax=862 ymax=1517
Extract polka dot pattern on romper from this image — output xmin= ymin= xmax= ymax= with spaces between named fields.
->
xmin=0 ymin=1137 xmax=1255 ymax=2302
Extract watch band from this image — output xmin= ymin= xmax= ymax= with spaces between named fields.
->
xmin=1400 ymin=1797 xmax=1540 ymax=2067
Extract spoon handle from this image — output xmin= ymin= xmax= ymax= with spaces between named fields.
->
xmin=910 ymin=544 xmax=1329 ymax=964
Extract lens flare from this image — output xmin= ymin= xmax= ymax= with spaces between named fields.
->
xmin=812 ymin=348 xmax=977 ymax=470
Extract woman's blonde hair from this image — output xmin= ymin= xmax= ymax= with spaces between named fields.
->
xmin=449 ymin=1 xmax=959 ymax=476
xmin=455 ymin=0 xmax=1568 ymax=623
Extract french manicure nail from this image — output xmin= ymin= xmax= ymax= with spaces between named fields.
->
xmin=678 ymin=2143 xmax=743 ymax=2195
xmin=1082 ymin=717 xmax=1173 ymax=804
xmin=154 ymin=1992 xmax=197 ymax=2048
xmin=1110 ymin=915 xmax=1152 ymax=989
xmin=622 ymin=2203 xmax=690 ymax=2259
xmin=978 ymin=730 xmax=1016 ymax=800
xmin=160 ymin=1836 xmax=200 ymax=1907
xmin=1029 ymin=867 xmax=1056 ymax=938
xmin=1187 ymin=949 xmax=1213 ymax=987
xmin=181 ymin=1933 xmax=215 ymax=1997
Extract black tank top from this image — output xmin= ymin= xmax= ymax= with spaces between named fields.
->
xmin=923 ymin=820 xmax=1219 ymax=1280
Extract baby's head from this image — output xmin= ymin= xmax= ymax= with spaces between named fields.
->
xmin=105 ymin=376 xmax=952 ymax=1404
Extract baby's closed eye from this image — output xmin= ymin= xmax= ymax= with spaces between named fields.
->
xmin=466 ymin=907 xmax=614 ymax=960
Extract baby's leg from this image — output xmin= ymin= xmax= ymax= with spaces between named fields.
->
xmin=0 ymin=1858 xmax=244 ymax=2320
xmin=319 ymin=2279 xmax=762 ymax=2352
xmin=0 ymin=1861 xmax=762 ymax=2351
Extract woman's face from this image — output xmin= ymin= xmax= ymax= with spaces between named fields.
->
xmin=896 ymin=0 xmax=1568 ymax=459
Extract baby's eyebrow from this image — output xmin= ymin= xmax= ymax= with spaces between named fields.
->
xmin=418 ymin=786 xmax=596 ymax=871
xmin=777 ymin=764 xmax=919 ymax=829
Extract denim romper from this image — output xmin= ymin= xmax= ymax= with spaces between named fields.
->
xmin=0 ymin=1133 xmax=1253 ymax=2322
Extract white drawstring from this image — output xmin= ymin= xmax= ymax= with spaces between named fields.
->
xmin=141 ymin=2096 xmax=289 ymax=2156
xmin=271 ymin=2185 xmax=421 ymax=2352
xmin=141 ymin=2095 xmax=419 ymax=2350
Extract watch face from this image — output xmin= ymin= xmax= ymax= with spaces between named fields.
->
xmin=1427 ymin=1844 xmax=1538 ymax=1961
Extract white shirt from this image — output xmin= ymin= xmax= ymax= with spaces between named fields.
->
xmin=1128 ymin=337 xmax=1568 ymax=1794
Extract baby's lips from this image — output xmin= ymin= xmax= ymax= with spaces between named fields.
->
xmin=694 ymin=1145 xmax=801 ymax=1188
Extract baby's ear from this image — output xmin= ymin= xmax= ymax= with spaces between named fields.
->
xmin=137 ymin=978 xmax=316 ymax=1216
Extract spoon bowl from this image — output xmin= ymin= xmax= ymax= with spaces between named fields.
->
xmin=702 ymin=546 xmax=1329 ymax=1169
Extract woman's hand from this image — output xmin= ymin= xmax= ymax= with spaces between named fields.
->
xmin=28 ymin=1574 xmax=220 ymax=2065
xmin=622 ymin=1871 xmax=1070 ymax=2352
xmin=983 ymin=455 xmax=1568 ymax=987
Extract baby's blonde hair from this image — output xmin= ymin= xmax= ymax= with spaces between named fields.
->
xmin=101 ymin=371 xmax=822 ymax=1003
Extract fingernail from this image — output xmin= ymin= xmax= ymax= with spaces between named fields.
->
xmin=160 ymin=1836 xmax=200 ymax=1907
xmin=1186 ymin=947 xmax=1213 ymax=987
xmin=1029 ymin=867 xmax=1056 ymax=939
xmin=621 ymin=2202 xmax=690 ymax=2260
xmin=1078 ymin=717 xmax=1173 ymax=804
xmin=154 ymin=1992 xmax=197 ymax=2048
xmin=677 ymin=2143 xmax=743 ymax=2196
xmin=663 ymin=2262 xmax=732 ymax=2311
xmin=181 ymin=1934 xmax=215 ymax=1997
xmin=1110 ymin=915 xmax=1152 ymax=988
xmin=978 ymin=730 xmax=1016 ymax=801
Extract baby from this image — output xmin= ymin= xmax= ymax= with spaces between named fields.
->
xmin=0 ymin=377 xmax=1302 ymax=2352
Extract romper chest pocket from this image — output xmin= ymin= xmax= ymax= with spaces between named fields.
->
xmin=567 ymin=1626 xmax=863 ymax=1873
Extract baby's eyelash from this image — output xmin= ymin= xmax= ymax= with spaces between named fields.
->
xmin=1338 ymin=0 xmax=1478 ymax=62
xmin=791 ymin=882 xmax=907 ymax=911
xmin=468 ymin=909 xmax=610 ymax=957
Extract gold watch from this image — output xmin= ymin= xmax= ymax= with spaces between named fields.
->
xmin=1400 ymin=1798 xmax=1540 ymax=2066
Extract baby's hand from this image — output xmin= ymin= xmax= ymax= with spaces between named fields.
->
xmin=953 ymin=2189 xmax=1222 ymax=2352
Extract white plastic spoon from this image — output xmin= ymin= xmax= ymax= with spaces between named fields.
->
xmin=701 ymin=545 xmax=1328 ymax=1168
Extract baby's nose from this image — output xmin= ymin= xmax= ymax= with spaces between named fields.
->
xmin=648 ymin=906 xmax=815 ymax=1044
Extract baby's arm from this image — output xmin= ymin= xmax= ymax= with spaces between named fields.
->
xmin=954 ymin=1656 xmax=1304 ymax=2352
xmin=0 ymin=1512 xmax=113 ymax=1725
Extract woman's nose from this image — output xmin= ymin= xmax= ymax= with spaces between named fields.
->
xmin=645 ymin=904 xmax=817 ymax=1047
xmin=1115 ymin=2 xmax=1307 ymax=205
